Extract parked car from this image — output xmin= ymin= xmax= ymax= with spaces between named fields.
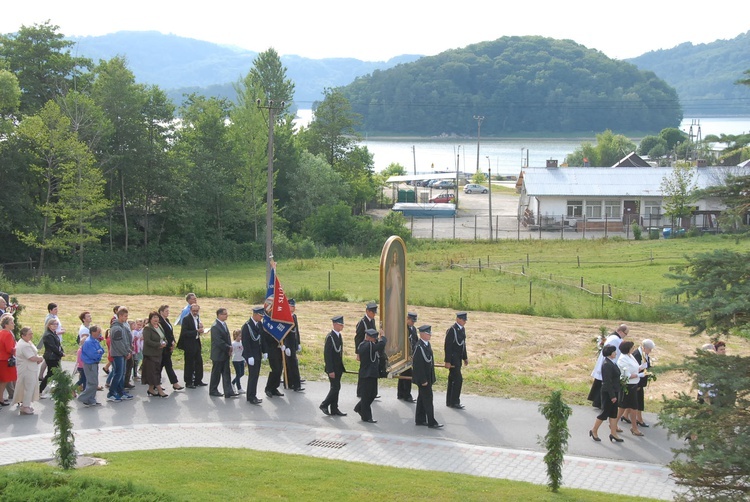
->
xmin=429 ymin=192 xmax=455 ymax=203
xmin=464 ymin=184 xmax=488 ymax=194
xmin=433 ymin=180 xmax=456 ymax=189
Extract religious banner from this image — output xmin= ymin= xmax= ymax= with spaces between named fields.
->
xmin=262 ymin=264 xmax=295 ymax=343
xmin=380 ymin=235 xmax=408 ymax=375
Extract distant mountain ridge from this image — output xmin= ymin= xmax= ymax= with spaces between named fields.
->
xmin=68 ymin=30 xmax=750 ymax=116
xmin=69 ymin=31 xmax=422 ymax=106
xmin=627 ymin=31 xmax=750 ymax=116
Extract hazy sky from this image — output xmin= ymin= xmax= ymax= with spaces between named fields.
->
xmin=2 ymin=1 xmax=748 ymax=61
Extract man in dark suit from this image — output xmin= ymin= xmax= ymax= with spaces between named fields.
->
xmin=176 ymin=303 xmax=206 ymax=388
xmin=397 ymin=312 xmax=419 ymax=402
xmin=263 ymin=311 xmax=284 ymax=399
xmin=241 ymin=306 xmax=265 ymax=404
xmin=413 ymin=325 xmax=442 ymax=428
xmin=320 ymin=315 xmax=347 ymax=417
xmin=444 ymin=311 xmax=469 ymax=409
xmin=355 ymin=328 xmax=387 ymax=423
xmin=354 ymin=302 xmax=377 ymax=398
xmin=283 ymin=299 xmax=303 ymax=391
xmin=209 ymin=308 xmax=237 ymax=398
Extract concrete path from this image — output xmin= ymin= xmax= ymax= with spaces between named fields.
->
xmin=0 ymin=366 xmax=684 ymax=500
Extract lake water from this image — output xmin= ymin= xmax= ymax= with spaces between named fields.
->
xmin=294 ymin=111 xmax=750 ymax=174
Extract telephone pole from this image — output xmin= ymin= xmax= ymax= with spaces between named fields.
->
xmin=473 ymin=115 xmax=484 ymax=173
xmin=257 ymin=98 xmax=285 ymax=283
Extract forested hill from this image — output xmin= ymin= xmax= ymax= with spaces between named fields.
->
xmin=340 ymin=36 xmax=682 ymax=136
xmin=627 ymin=31 xmax=750 ymax=116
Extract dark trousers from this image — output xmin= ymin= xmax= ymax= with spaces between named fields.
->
xmin=416 ymin=383 xmax=437 ymax=426
xmin=124 ymin=357 xmax=134 ymax=385
xmin=232 ymin=361 xmax=245 ymax=389
xmin=321 ymin=373 xmax=342 ymax=411
xmin=355 ymin=377 xmax=378 ymax=421
xmin=183 ymin=346 xmax=203 ymax=385
xmin=40 ymin=359 xmax=61 ymax=392
xmin=265 ymin=353 xmax=282 ymax=392
xmin=284 ymin=351 xmax=301 ymax=389
xmin=209 ymin=358 xmax=232 ymax=395
xmin=161 ymin=348 xmax=179 ymax=385
xmin=246 ymin=361 xmax=261 ymax=400
xmin=446 ymin=365 xmax=463 ymax=406
xmin=397 ymin=368 xmax=413 ymax=399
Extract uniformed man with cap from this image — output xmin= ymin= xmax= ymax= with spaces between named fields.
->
xmin=284 ymin=299 xmax=303 ymax=392
xmin=413 ymin=325 xmax=442 ymax=428
xmin=354 ymin=302 xmax=378 ymax=398
xmin=397 ymin=312 xmax=419 ymax=402
xmin=241 ymin=306 xmax=266 ymax=405
xmin=320 ymin=315 xmax=347 ymax=417
xmin=354 ymin=328 xmax=387 ymax=423
xmin=444 ymin=312 xmax=469 ymax=409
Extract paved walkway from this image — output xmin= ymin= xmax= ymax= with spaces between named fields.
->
xmin=1 ymin=367 xmax=684 ymax=500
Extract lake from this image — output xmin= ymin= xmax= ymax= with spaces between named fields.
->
xmin=294 ymin=111 xmax=750 ymax=175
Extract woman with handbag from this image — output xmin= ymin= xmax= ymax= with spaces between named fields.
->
xmin=12 ymin=326 xmax=42 ymax=414
xmin=0 ymin=314 xmax=18 ymax=407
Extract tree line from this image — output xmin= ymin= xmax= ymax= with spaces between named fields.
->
xmin=0 ymin=22 xmax=408 ymax=274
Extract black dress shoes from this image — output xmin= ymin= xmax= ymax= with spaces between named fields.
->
xmin=331 ymin=409 xmax=347 ymax=416
xmin=186 ymin=384 xmax=196 ymax=389
xmin=293 ymin=387 xmax=305 ymax=392
xmin=270 ymin=389 xmax=284 ymax=397
xmin=428 ymin=423 xmax=444 ymax=429
xmin=209 ymin=392 xmax=224 ymax=397
xmin=362 ymin=418 xmax=377 ymax=423
xmin=450 ymin=404 xmax=465 ymax=409
xmin=319 ymin=404 xmax=330 ymax=416
xmin=249 ymin=397 xmax=263 ymax=405
xmin=225 ymin=393 xmax=240 ymax=398
xmin=415 ymin=422 xmax=427 ymax=426
xmin=195 ymin=382 xmax=208 ymax=386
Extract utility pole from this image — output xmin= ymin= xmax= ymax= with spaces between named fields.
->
xmin=473 ymin=115 xmax=484 ymax=173
xmin=257 ymin=98 xmax=285 ymax=283
xmin=488 ymin=166 xmax=493 ymax=241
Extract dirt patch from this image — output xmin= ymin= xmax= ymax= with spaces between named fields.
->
xmin=16 ymin=294 xmax=750 ymax=403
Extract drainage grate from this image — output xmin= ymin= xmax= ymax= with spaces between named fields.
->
xmin=307 ymin=439 xmax=347 ymax=449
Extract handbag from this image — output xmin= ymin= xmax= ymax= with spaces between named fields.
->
xmin=7 ymin=356 xmax=15 ymax=367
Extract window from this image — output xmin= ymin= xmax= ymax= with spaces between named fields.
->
xmin=644 ymin=200 xmax=661 ymax=215
xmin=566 ymin=200 xmax=583 ymax=217
xmin=605 ymin=200 xmax=621 ymax=218
xmin=585 ymin=200 xmax=602 ymax=218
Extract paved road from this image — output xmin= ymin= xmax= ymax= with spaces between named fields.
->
xmin=1 ymin=365 xmax=684 ymax=500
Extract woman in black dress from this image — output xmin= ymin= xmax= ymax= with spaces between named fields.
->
xmin=589 ymin=345 xmax=624 ymax=442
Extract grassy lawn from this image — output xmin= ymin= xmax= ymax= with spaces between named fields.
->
xmin=5 ymin=234 xmax=748 ymax=323
xmin=0 ymin=448 xmax=663 ymax=501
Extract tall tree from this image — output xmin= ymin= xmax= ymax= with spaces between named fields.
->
xmin=246 ymin=48 xmax=295 ymax=118
xmin=15 ymin=101 xmax=108 ymax=273
xmin=303 ymin=87 xmax=360 ymax=168
xmin=91 ymin=56 xmax=148 ymax=253
xmin=0 ymin=21 xmax=91 ymax=115
xmin=660 ymin=249 xmax=750 ymax=501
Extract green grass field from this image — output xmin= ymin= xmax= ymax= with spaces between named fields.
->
xmin=0 ymin=449 xmax=663 ymax=501
xmin=5 ymin=234 xmax=748 ymax=322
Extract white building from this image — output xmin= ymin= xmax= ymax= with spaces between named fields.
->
xmin=517 ymin=166 xmax=748 ymax=232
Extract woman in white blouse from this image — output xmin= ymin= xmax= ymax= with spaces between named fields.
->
xmin=12 ymin=327 xmax=43 ymax=415
xmin=617 ymin=340 xmax=647 ymax=436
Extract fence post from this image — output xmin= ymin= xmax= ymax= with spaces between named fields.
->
xmin=453 ymin=214 xmax=456 ymax=240
xmin=495 ymin=215 xmax=499 ymax=242
xmin=602 ymin=285 xmax=605 ymax=308
xmin=460 ymin=277 xmax=463 ymax=303
xmin=577 ymin=256 xmax=580 ymax=268
xmin=580 ymin=277 xmax=584 ymax=288
xmin=478 ymin=258 xmax=482 ymax=271
xmin=582 ymin=215 xmax=586 ymax=239
xmin=474 ymin=215 xmax=477 ymax=241
xmin=529 ymin=281 xmax=532 ymax=305
xmin=410 ymin=216 xmax=414 ymax=237
xmin=605 ymin=214 xmax=608 ymax=238
xmin=561 ymin=214 xmax=564 ymax=240
xmin=517 ymin=217 xmax=521 ymax=241
xmin=431 ymin=215 xmax=435 ymax=240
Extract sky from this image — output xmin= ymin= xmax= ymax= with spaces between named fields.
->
xmin=1 ymin=1 xmax=748 ymax=62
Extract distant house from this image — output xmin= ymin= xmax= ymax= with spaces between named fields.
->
xmin=518 ymin=166 xmax=747 ymax=232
